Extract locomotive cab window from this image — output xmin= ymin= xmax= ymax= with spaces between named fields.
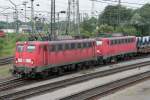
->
xmin=65 ymin=43 xmax=69 ymax=50
xmin=128 ymin=39 xmax=130 ymax=43
xmin=77 ymin=43 xmax=82 ymax=48
xmin=71 ymin=43 xmax=76 ymax=49
xmin=96 ymin=41 xmax=102 ymax=46
xmin=111 ymin=40 xmax=115 ymax=45
xmin=123 ymin=39 xmax=125 ymax=43
xmin=118 ymin=39 xmax=121 ymax=44
xmin=125 ymin=39 xmax=128 ymax=43
xmin=110 ymin=40 xmax=113 ymax=45
xmin=51 ymin=45 xmax=56 ymax=51
xmin=132 ymin=38 xmax=134 ymax=42
xmin=17 ymin=45 xmax=24 ymax=52
xmin=83 ymin=42 xmax=87 ymax=48
xmin=58 ymin=44 xmax=63 ymax=51
xmin=27 ymin=45 xmax=36 ymax=52
xmin=88 ymin=42 xmax=92 ymax=47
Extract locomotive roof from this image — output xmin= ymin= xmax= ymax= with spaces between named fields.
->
xmin=16 ymin=39 xmax=95 ymax=45
xmin=96 ymin=36 xmax=135 ymax=40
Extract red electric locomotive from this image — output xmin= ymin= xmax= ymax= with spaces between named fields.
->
xmin=13 ymin=39 xmax=97 ymax=78
xmin=96 ymin=36 xmax=137 ymax=62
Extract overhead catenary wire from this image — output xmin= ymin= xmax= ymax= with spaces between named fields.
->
xmin=94 ymin=0 xmax=145 ymax=6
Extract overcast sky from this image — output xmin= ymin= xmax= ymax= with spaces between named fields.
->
xmin=0 ymin=0 xmax=150 ymax=21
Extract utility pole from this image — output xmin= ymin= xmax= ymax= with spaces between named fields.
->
xmin=72 ymin=0 xmax=76 ymax=27
xmin=76 ymin=0 xmax=80 ymax=35
xmin=8 ymin=0 xmax=19 ymax=34
xmin=57 ymin=11 xmax=66 ymax=35
xmin=66 ymin=0 xmax=80 ymax=36
xmin=3 ymin=14 xmax=9 ymax=33
xmin=91 ymin=0 xmax=95 ymax=17
xmin=118 ymin=0 xmax=121 ymax=25
xmin=50 ymin=0 xmax=56 ymax=40
xmin=30 ymin=0 xmax=35 ymax=34
xmin=118 ymin=0 xmax=121 ymax=5
xmin=1 ymin=12 xmax=9 ymax=33
xmin=23 ymin=1 xmax=28 ymax=24
xmin=57 ymin=12 xmax=60 ymax=35
xmin=66 ymin=0 xmax=71 ymax=35
xmin=16 ymin=7 xmax=19 ymax=34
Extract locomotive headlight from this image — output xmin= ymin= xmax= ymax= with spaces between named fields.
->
xmin=31 ymin=60 xmax=34 ymax=64
xmin=97 ymin=50 xmax=102 ymax=54
xmin=25 ymin=59 xmax=34 ymax=64
xmin=26 ymin=59 xmax=31 ymax=63
xmin=18 ymin=58 xmax=23 ymax=62
xmin=15 ymin=58 xmax=18 ymax=63
xmin=15 ymin=60 xmax=18 ymax=63
xmin=97 ymin=50 xmax=100 ymax=53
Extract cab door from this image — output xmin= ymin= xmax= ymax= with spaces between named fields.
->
xmin=43 ymin=45 xmax=48 ymax=65
xmin=16 ymin=44 xmax=25 ymax=66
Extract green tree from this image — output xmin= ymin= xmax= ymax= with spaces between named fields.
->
xmin=0 ymin=21 xmax=7 ymax=29
xmin=130 ymin=13 xmax=143 ymax=36
xmin=81 ymin=17 xmax=97 ymax=33
xmin=0 ymin=38 xmax=4 ymax=52
xmin=138 ymin=4 xmax=150 ymax=35
xmin=98 ymin=5 xmax=133 ymax=29
xmin=80 ymin=17 xmax=98 ymax=36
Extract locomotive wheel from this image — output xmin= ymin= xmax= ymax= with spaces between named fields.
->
xmin=111 ymin=57 xmax=117 ymax=64
xmin=58 ymin=68 xmax=63 ymax=75
xmin=77 ymin=64 xmax=82 ymax=71
xmin=103 ymin=58 xmax=110 ymax=64
xmin=41 ymin=71 xmax=49 ymax=78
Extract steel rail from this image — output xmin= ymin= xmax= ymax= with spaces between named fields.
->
xmin=0 ymin=57 xmax=13 ymax=66
xmin=0 ymin=78 xmax=26 ymax=92
xmin=61 ymin=71 xmax=150 ymax=100
xmin=1 ymin=60 xmax=150 ymax=100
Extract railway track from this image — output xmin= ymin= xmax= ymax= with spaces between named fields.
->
xmin=0 ymin=77 xmax=45 ymax=93
xmin=0 ymin=78 xmax=21 ymax=87
xmin=0 ymin=60 xmax=150 ymax=100
xmin=0 ymin=78 xmax=26 ymax=92
xmin=0 ymin=55 xmax=144 ymax=93
xmin=0 ymin=57 xmax=13 ymax=66
xmin=61 ymin=71 xmax=150 ymax=100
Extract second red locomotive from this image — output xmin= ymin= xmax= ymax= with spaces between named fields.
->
xmin=96 ymin=36 xmax=137 ymax=63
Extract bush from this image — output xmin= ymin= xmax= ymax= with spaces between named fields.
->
xmin=123 ymin=26 xmax=137 ymax=35
xmin=114 ymin=26 xmax=137 ymax=35
xmin=0 ymin=33 xmax=28 ymax=57
xmin=98 ymin=24 xmax=114 ymax=33
xmin=80 ymin=28 xmax=94 ymax=37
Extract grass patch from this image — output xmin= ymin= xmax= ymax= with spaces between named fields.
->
xmin=0 ymin=65 xmax=11 ymax=78
xmin=0 ymin=33 xmax=27 ymax=57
